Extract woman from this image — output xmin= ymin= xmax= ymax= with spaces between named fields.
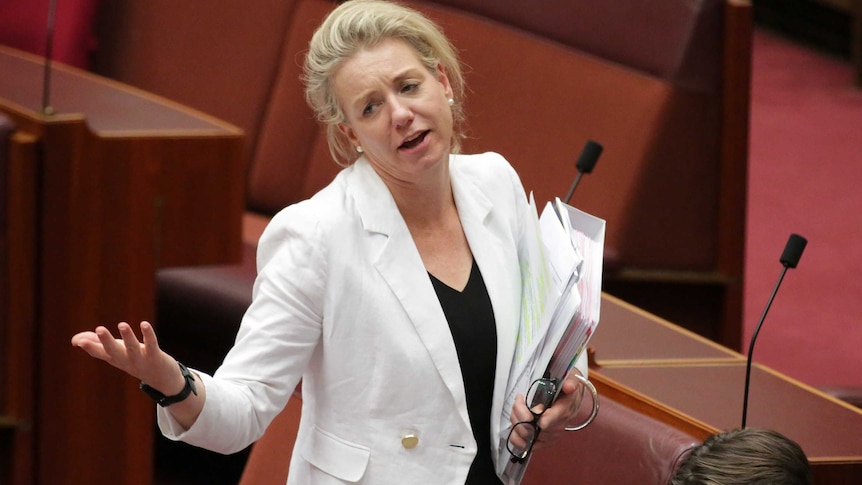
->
xmin=72 ymin=1 xmax=587 ymax=483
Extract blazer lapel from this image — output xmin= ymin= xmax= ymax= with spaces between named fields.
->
xmin=450 ymin=158 xmax=518 ymax=450
xmin=347 ymin=159 xmax=472 ymax=431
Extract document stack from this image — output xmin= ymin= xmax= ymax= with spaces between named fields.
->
xmin=497 ymin=194 xmax=606 ymax=484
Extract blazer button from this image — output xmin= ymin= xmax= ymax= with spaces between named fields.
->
xmin=401 ymin=434 xmax=419 ymax=449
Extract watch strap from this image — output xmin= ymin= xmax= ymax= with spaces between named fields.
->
xmin=140 ymin=361 xmax=198 ymax=407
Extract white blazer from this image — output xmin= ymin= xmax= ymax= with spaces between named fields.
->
xmin=158 ymin=152 xmax=531 ymax=484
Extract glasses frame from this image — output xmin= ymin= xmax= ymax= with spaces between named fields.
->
xmin=508 ymin=377 xmax=558 ymax=463
xmin=506 ymin=373 xmax=599 ymax=463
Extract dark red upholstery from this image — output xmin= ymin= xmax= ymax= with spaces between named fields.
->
xmin=430 ymin=0 xmax=723 ymax=93
xmin=155 ymin=244 xmax=258 ymax=373
xmin=522 ymin=397 xmax=698 ymax=485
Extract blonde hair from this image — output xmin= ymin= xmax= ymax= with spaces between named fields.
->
xmin=303 ymin=0 xmax=466 ymax=166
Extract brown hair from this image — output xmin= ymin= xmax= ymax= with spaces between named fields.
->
xmin=670 ymin=428 xmax=812 ymax=485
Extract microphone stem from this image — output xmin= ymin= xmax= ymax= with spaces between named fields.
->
xmin=42 ymin=0 xmax=58 ymax=115
xmin=565 ymin=172 xmax=584 ymax=205
xmin=742 ymin=265 xmax=789 ymax=428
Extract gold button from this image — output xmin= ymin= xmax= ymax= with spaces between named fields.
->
xmin=401 ymin=434 xmax=419 ymax=449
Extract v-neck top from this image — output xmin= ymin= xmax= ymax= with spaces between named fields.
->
xmin=429 ymin=259 xmax=501 ymax=484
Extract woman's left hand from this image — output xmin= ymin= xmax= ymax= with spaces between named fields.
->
xmin=509 ymin=369 xmax=587 ymax=452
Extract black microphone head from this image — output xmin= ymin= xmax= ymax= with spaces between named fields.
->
xmin=576 ymin=140 xmax=603 ymax=174
xmin=780 ymin=233 xmax=807 ymax=268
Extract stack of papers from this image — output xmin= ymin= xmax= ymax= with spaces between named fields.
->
xmin=497 ymin=194 xmax=606 ymax=484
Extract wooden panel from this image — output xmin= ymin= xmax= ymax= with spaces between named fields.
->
xmin=1 ymin=127 xmax=39 ymax=485
xmin=716 ymin=0 xmax=753 ymax=349
xmin=0 ymin=45 xmax=245 ymax=485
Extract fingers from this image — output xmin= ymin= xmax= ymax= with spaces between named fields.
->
xmin=117 ymin=322 xmax=144 ymax=363
xmin=561 ymin=380 xmax=586 ymax=415
xmin=537 ymin=384 xmax=585 ymax=430
xmin=71 ymin=331 xmax=100 ymax=348
xmin=508 ymin=423 xmax=531 ymax=450
xmin=140 ymin=321 xmax=161 ymax=356
xmin=73 ymin=323 xmax=146 ymax=369
xmin=95 ymin=324 xmax=126 ymax=363
xmin=537 ymin=398 xmax=575 ymax=428
xmin=510 ymin=394 xmax=534 ymax=425
xmin=562 ymin=375 xmax=584 ymax=397
xmin=71 ymin=330 xmax=111 ymax=360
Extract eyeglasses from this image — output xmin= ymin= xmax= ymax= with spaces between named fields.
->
xmin=507 ymin=377 xmax=559 ymax=463
xmin=506 ymin=373 xmax=600 ymax=463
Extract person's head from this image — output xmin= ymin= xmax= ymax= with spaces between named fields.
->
xmin=670 ymin=428 xmax=812 ymax=485
xmin=303 ymin=0 xmax=466 ymax=167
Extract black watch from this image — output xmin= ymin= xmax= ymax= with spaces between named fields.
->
xmin=140 ymin=361 xmax=198 ymax=407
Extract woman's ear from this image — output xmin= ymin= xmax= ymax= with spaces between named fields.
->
xmin=436 ymin=62 xmax=453 ymax=99
xmin=338 ymin=122 xmax=358 ymax=145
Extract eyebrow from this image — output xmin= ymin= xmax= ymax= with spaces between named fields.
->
xmin=348 ymin=66 xmax=426 ymax=111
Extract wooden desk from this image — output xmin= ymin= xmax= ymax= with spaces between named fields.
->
xmin=1 ymin=46 xmax=244 ymax=485
xmin=592 ymin=362 xmax=862 ymax=483
xmin=591 ymin=294 xmax=743 ymax=366
xmin=588 ymin=293 xmax=862 ymax=483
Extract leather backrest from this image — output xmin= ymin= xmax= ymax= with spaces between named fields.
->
xmin=245 ymin=0 xmax=727 ymax=269
xmin=429 ymin=0 xmax=723 ymax=93
xmin=522 ymin=396 xmax=698 ymax=485
xmin=406 ymin=0 xmax=725 ymax=270
xmin=92 ymin=0 xmax=302 ymax=168
xmin=245 ymin=0 xmax=340 ymax=214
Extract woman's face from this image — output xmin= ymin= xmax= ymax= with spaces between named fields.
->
xmin=334 ymin=38 xmax=453 ymax=186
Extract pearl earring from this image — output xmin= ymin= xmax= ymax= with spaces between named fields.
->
xmin=356 ymin=146 xmax=363 ymax=153
xmin=448 ymin=98 xmax=454 ymax=106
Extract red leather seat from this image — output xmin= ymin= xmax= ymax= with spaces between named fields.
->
xmin=522 ymin=396 xmax=698 ymax=485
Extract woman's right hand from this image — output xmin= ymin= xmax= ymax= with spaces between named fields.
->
xmin=71 ymin=321 xmax=183 ymax=395
xmin=72 ymin=321 xmax=206 ymax=429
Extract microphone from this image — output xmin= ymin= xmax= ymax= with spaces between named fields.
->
xmin=42 ymin=0 xmax=58 ymax=115
xmin=564 ymin=140 xmax=603 ymax=204
xmin=741 ymin=233 xmax=807 ymax=428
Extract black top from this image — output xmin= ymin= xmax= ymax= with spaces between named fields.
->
xmin=429 ymin=259 xmax=501 ymax=484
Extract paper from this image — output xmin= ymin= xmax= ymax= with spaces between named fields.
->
xmin=497 ymin=196 xmax=606 ymax=484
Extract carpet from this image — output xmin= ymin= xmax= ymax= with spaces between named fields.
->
xmin=744 ymin=28 xmax=862 ymax=389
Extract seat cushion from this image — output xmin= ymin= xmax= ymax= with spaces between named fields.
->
xmin=156 ymin=243 xmax=257 ymax=374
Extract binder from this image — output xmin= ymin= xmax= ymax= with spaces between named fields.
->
xmin=498 ymin=195 xmax=606 ymax=484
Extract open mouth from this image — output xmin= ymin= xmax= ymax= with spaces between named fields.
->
xmin=399 ymin=130 xmax=429 ymax=150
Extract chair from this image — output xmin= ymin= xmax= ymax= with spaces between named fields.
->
xmin=522 ymin=397 xmax=698 ymax=485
